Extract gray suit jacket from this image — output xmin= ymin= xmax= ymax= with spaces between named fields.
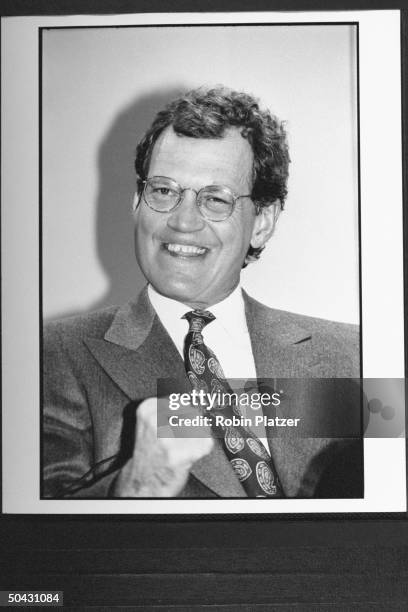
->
xmin=43 ymin=287 xmax=363 ymax=499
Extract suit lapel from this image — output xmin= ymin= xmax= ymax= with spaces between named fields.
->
xmin=190 ymin=443 xmax=247 ymax=497
xmin=243 ymin=291 xmax=325 ymax=496
xmin=84 ymin=287 xmax=245 ymax=498
xmin=243 ymin=290 xmax=319 ymax=378
xmin=85 ymin=318 xmax=186 ymax=401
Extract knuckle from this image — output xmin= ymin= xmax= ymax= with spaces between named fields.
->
xmin=138 ymin=398 xmax=157 ymax=421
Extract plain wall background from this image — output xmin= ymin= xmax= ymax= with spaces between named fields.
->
xmin=43 ymin=24 xmax=359 ymax=323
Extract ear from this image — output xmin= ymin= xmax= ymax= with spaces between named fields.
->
xmin=250 ymin=201 xmax=281 ymax=249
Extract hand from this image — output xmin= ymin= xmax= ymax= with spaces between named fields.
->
xmin=114 ymin=397 xmax=214 ymax=497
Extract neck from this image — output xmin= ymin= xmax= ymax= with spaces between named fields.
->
xmin=148 ymin=282 xmax=241 ymax=311
xmin=181 ymin=285 xmax=241 ymax=311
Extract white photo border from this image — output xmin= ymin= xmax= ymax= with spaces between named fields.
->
xmin=1 ymin=10 xmax=406 ymax=513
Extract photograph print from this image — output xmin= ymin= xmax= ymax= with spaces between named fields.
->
xmin=40 ymin=21 xmax=364 ymax=503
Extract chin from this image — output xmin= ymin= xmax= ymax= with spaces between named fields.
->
xmin=154 ymin=280 xmax=199 ymax=305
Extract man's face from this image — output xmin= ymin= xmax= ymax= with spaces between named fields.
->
xmin=133 ymin=126 xmax=270 ymax=309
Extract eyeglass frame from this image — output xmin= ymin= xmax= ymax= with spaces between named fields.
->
xmin=139 ymin=175 xmax=261 ymax=221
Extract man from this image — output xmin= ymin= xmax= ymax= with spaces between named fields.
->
xmin=43 ymin=86 xmax=362 ymax=499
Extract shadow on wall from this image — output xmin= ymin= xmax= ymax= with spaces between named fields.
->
xmin=47 ymin=85 xmax=187 ymax=322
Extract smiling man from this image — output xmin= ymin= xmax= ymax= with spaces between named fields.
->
xmin=133 ymin=126 xmax=272 ymax=309
xmin=43 ymin=86 xmax=362 ymax=499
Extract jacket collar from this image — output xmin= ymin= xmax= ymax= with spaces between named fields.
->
xmin=104 ymin=286 xmax=313 ymax=355
xmin=104 ymin=285 xmax=156 ymax=351
xmin=243 ymin=289 xmax=317 ymax=378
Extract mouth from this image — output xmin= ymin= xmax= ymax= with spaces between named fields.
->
xmin=162 ymin=242 xmax=208 ymax=257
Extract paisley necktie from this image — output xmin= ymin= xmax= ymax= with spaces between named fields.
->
xmin=183 ymin=309 xmax=284 ymax=498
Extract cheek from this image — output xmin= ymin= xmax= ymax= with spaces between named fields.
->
xmin=134 ymin=213 xmax=160 ymax=248
xmin=134 ymin=223 xmax=156 ymax=274
xmin=212 ymin=230 xmax=251 ymax=274
xmin=222 ymin=217 xmax=254 ymax=254
xmin=134 ymin=222 xmax=146 ymax=254
xmin=135 ymin=211 xmax=151 ymax=236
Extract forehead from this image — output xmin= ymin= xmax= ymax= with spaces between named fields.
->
xmin=148 ymin=126 xmax=254 ymax=191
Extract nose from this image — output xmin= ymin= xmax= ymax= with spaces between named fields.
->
xmin=166 ymin=188 xmax=206 ymax=233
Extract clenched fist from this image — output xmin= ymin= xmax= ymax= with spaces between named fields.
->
xmin=114 ymin=397 xmax=214 ymax=497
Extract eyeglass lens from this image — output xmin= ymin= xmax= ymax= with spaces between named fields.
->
xmin=144 ymin=177 xmax=235 ymax=221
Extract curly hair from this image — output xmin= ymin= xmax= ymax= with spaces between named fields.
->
xmin=135 ymin=86 xmax=290 ymax=263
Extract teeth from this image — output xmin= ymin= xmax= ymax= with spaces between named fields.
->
xmin=166 ymin=243 xmax=206 ymax=255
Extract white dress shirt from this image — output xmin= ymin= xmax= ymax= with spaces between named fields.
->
xmin=147 ymin=284 xmax=270 ymax=452
xmin=147 ymin=284 xmax=256 ymax=378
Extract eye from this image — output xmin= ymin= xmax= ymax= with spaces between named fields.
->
xmin=202 ymin=193 xmax=233 ymax=213
xmin=149 ymin=183 xmax=178 ymax=199
xmin=206 ymin=195 xmax=229 ymax=205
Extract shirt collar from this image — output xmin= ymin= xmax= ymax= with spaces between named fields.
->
xmin=147 ymin=284 xmax=248 ymax=337
xmin=207 ymin=286 xmax=249 ymax=337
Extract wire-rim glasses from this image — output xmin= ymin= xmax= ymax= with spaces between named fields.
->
xmin=142 ymin=175 xmax=253 ymax=222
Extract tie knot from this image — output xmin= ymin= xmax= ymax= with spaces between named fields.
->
xmin=183 ymin=309 xmax=215 ymax=333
